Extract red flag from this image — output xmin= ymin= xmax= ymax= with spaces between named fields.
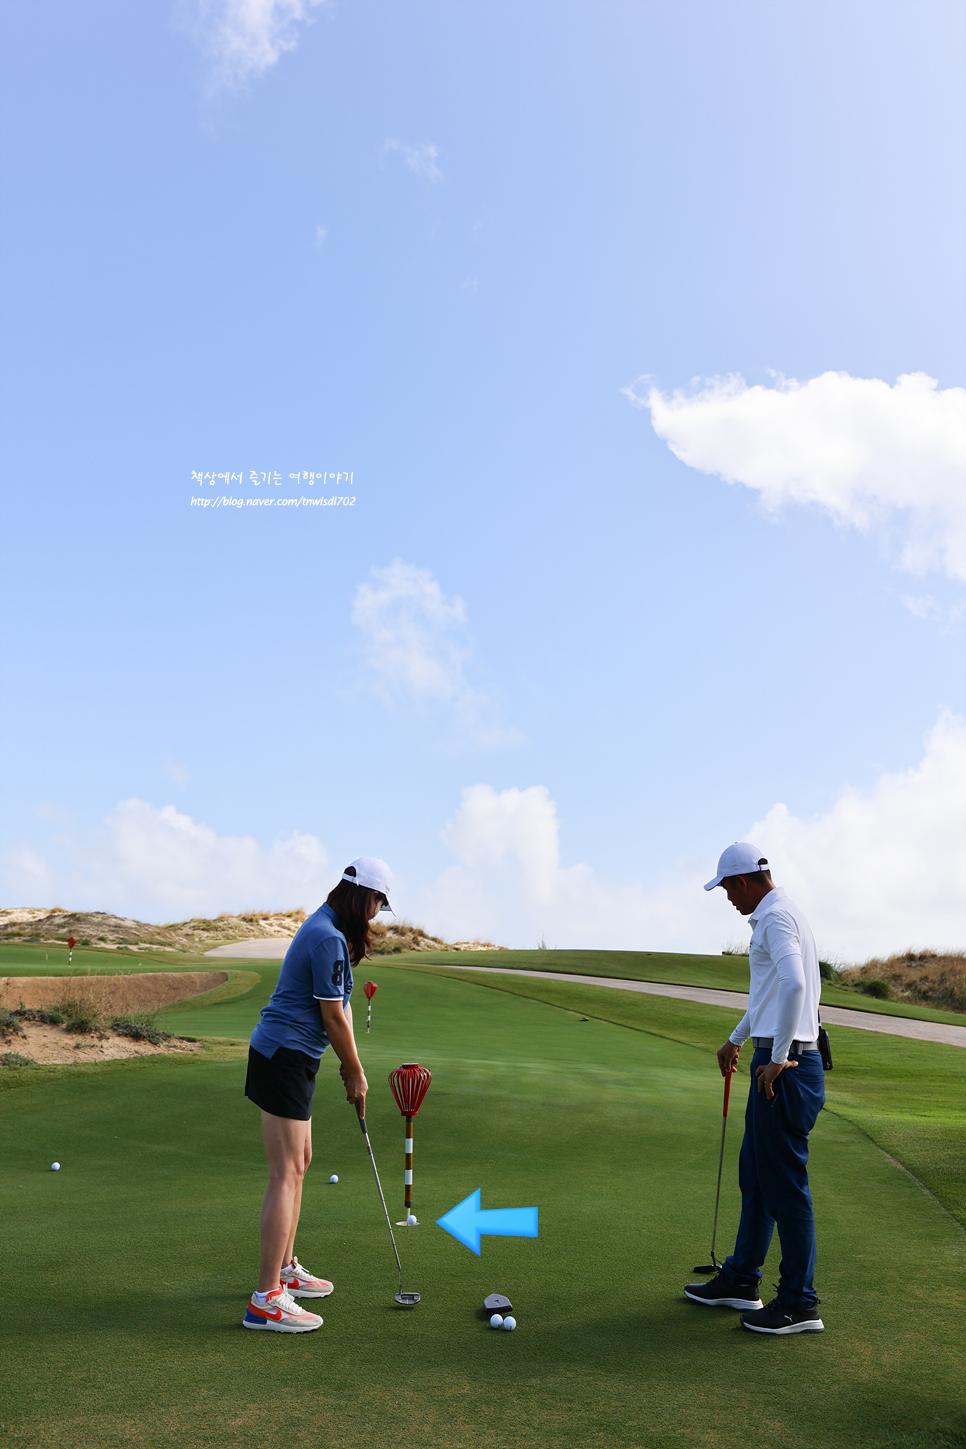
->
xmin=364 ymin=981 xmax=377 ymax=1001
xmin=67 ymin=937 xmax=77 ymax=949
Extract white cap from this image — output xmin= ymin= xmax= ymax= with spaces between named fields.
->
xmin=704 ymin=842 xmax=769 ymax=891
xmin=342 ymin=856 xmax=394 ymax=912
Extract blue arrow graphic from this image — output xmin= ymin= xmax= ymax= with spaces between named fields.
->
xmin=436 ymin=1189 xmax=539 ymax=1256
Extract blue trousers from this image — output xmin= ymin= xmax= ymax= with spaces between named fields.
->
xmin=722 ymin=1046 xmax=825 ymax=1309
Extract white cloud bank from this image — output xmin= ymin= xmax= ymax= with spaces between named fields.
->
xmin=417 ymin=712 xmax=966 ymax=959
xmin=748 ymin=710 xmax=966 ymax=959
xmin=351 ymin=559 xmax=522 ymax=748
xmin=626 ymin=371 xmax=966 ymax=580
xmin=4 ymin=720 xmax=962 ymax=956
xmin=0 ymin=799 xmax=329 ymax=922
xmin=189 ymin=0 xmax=327 ymax=91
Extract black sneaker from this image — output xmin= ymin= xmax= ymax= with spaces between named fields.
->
xmin=684 ymin=1270 xmax=763 ymax=1310
xmin=740 ymin=1294 xmax=824 ymax=1334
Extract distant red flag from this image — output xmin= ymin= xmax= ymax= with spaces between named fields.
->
xmin=364 ymin=982 xmax=377 ymax=1001
xmin=67 ymin=937 xmax=77 ymax=949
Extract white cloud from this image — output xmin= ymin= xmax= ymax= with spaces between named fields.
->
xmin=417 ymin=784 xmax=723 ymax=951
xmin=748 ymin=710 xmax=966 ymax=959
xmin=2 ymin=845 xmax=57 ymax=902
xmin=352 ymin=560 xmax=468 ymax=700
xmin=901 ymin=594 xmax=964 ymax=627
xmin=0 ymin=799 xmax=329 ymax=922
xmin=382 ymin=140 xmax=444 ymax=183
xmin=189 ymin=0 xmax=327 ymax=91
xmin=315 ymin=224 xmax=328 ymax=246
xmin=416 ymin=713 xmax=966 ymax=958
xmin=163 ymin=759 xmax=191 ymax=787
xmin=351 ymin=560 xmax=522 ymax=748
xmin=626 ymin=371 xmax=966 ymax=580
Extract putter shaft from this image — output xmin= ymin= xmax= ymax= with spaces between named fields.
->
xmin=708 ymin=1068 xmax=734 ymax=1268
xmin=356 ymin=1102 xmax=403 ymax=1294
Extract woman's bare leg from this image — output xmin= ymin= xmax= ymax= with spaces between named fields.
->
xmin=258 ymin=1111 xmax=312 ymax=1292
xmin=282 ymin=1116 xmax=312 ymax=1268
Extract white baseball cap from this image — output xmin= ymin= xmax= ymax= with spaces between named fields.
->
xmin=342 ymin=856 xmax=394 ymax=912
xmin=704 ymin=842 xmax=769 ymax=891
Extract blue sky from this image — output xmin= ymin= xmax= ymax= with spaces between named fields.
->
xmin=1 ymin=0 xmax=963 ymax=956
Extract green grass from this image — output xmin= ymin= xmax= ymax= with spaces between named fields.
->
xmin=0 ymin=942 xmax=217 ymax=973
xmin=4 ymin=940 xmax=962 ymax=1024
xmin=408 ymin=964 xmax=966 ymax=1227
xmin=384 ymin=947 xmax=966 ymax=1025
xmin=1 ymin=964 xmax=964 ymax=1449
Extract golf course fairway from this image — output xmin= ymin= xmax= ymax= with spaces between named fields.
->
xmin=1 ymin=957 xmax=963 ymax=1449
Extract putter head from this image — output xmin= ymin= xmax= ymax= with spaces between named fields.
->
xmin=484 ymin=1293 xmax=512 ymax=1315
xmin=691 ymin=1264 xmax=717 ymax=1274
xmin=394 ymin=1291 xmax=420 ymax=1308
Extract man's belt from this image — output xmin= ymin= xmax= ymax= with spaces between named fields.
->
xmin=752 ymin=1036 xmax=819 ymax=1053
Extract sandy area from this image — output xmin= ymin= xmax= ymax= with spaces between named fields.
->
xmin=205 ymin=939 xmax=292 ymax=960
xmin=0 ymin=971 xmax=227 ymax=1013
xmin=1 ymin=1021 xmax=204 ymax=1065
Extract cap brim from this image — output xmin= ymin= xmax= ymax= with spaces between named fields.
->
xmin=703 ymin=875 xmax=725 ymax=891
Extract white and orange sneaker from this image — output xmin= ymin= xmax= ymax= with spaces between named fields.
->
xmin=279 ymin=1257 xmax=334 ymax=1299
xmin=243 ymin=1286 xmax=323 ymax=1333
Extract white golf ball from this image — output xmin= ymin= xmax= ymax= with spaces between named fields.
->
xmin=51 ymin=1162 xmax=60 ymax=1172
xmin=407 ymin=1214 xmax=418 ymax=1225
xmin=329 ymin=1174 xmax=338 ymax=1184
xmin=489 ymin=1314 xmax=504 ymax=1328
xmin=503 ymin=1316 xmax=517 ymax=1331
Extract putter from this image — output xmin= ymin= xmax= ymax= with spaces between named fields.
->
xmin=693 ymin=1066 xmax=735 ymax=1274
xmin=354 ymin=1100 xmax=420 ymax=1308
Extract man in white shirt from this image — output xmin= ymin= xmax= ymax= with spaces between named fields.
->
xmin=684 ymin=842 xmax=826 ymax=1334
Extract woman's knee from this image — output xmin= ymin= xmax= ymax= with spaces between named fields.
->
xmin=268 ymin=1156 xmax=306 ymax=1189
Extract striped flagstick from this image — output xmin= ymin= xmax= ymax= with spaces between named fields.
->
xmin=388 ymin=1063 xmax=432 ymax=1225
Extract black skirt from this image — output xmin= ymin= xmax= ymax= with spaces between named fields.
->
xmin=245 ymin=1044 xmax=321 ymax=1121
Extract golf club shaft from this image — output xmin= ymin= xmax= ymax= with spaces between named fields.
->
xmin=355 ymin=1101 xmax=403 ymax=1292
xmin=708 ymin=1069 xmax=734 ymax=1264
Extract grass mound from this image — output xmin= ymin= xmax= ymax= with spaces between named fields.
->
xmin=0 ymin=1050 xmax=33 ymax=1067
xmin=110 ymin=1011 xmax=172 ymax=1046
xmin=59 ymin=997 xmax=103 ymax=1034
xmin=369 ymin=919 xmax=501 ymax=954
xmin=12 ymin=1006 xmax=67 ymax=1025
xmin=841 ymin=951 xmax=966 ymax=1012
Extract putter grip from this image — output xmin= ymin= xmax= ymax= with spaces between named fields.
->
xmin=355 ymin=1100 xmax=368 ymax=1132
xmin=723 ymin=1071 xmax=733 ymax=1116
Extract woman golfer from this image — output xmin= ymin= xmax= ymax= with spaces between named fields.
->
xmin=242 ymin=856 xmax=393 ymax=1333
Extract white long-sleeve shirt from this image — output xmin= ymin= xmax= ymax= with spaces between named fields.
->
xmin=729 ymin=887 xmax=821 ymax=1064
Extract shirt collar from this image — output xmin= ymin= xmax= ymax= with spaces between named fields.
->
xmin=748 ymin=885 xmax=786 ymax=928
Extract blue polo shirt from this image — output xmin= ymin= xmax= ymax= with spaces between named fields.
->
xmin=250 ymin=903 xmax=353 ymax=1061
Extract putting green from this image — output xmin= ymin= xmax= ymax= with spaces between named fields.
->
xmin=1 ymin=965 xmax=963 ymax=1449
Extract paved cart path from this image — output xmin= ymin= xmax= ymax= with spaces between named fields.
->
xmin=435 ymin=964 xmax=966 ymax=1048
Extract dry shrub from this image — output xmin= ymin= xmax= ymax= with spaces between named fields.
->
xmin=369 ymin=920 xmax=448 ymax=955
xmin=368 ymin=920 xmax=500 ymax=954
xmin=840 ymin=951 xmax=966 ymax=1013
